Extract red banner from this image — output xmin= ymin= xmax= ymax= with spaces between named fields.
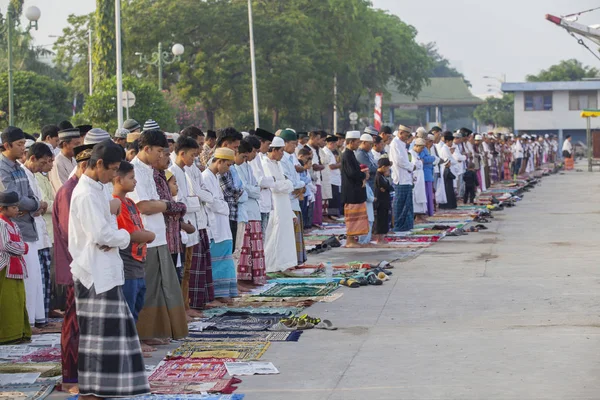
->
xmin=374 ymin=93 xmax=383 ymax=131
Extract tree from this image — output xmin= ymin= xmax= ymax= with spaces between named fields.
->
xmin=0 ymin=71 xmax=70 ymax=129
xmin=54 ymin=13 xmax=93 ymax=95
xmin=78 ymin=76 xmax=176 ymax=132
xmin=424 ymin=42 xmax=470 ymax=86
xmin=526 ymin=59 xmax=598 ymax=82
xmin=93 ymin=0 xmax=115 ymax=83
xmin=474 ymin=94 xmax=514 ymax=129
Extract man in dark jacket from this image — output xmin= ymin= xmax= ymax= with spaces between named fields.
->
xmin=341 ymin=131 xmax=368 ymax=248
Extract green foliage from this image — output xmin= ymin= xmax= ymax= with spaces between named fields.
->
xmin=526 ymin=59 xmax=599 ymax=82
xmin=0 ymin=71 xmax=70 ymax=129
xmin=424 ymin=42 xmax=471 ymax=87
xmin=93 ymin=0 xmax=116 ymax=83
xmin=54 ymin=13 xmax=93 ymax=95
xmin=474 ymin=94 xmax=514 ymax=129
xmin=79 ymin=76 xmax=176 ymax=132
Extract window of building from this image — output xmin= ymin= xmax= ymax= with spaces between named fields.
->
xmin=569 ymin=91 xmax=598 ymax=110
xmin=524 ymin=92 xmax=553 ymax=111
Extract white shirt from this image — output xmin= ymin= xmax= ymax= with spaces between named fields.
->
xmin=512 ymin=140 xmax=524 ymax=158
xmin=250 ymin=153 xmax=274 ymax=214
xmin=371 ymin=149 xmax=383 ymax=163
xmin=127 ymin=157 xmax=167 ymax=248
xmin=307 ymin=143 xmax=322 ymax=185
xmin=202 ymin=168 xmax=231 ymax=243
xmin=234 ymin=162 xmax=261 ymax=221
xmin=184 ymin=163 xmax=213 ymax=231
xmin=281 ymin=152 xmax=305 ymax=212
xmin=452 ymin=142 xmax=467 ymax=174
xmin=168 ymin=163 xmax=201 ymax=246
xmin=562 ymin=140 xmax=573 ymax=153
xmin=69 ymin=174 xmax=130 ymax=294
xmin=323 ymin=147 xmax=341 ymax=186
xmin=389 ymin=136 xmax=413 ymax=185
xmin=22 ymin=165 xmax=51 ymax=249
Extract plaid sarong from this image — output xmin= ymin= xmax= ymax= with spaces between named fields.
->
xmin=61 ymin=284 xmax=79 ymax=384
xmin=189 ymin=229 xmax=215 ymax=309
xmin=237 ymin=221 xmax=266 ymax=285
xmin=38 ymin=247 xmax=52 ymax=321
xmin=293 ymin=211 xmax=307 ymax=265
xmin=74 ymin=281 xmax=149 ymax=397
xmin=344 ymin=203 xmax=369 ymax=236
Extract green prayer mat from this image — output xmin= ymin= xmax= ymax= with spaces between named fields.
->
xmin=254 ymin=283 xmax=339 ymax=297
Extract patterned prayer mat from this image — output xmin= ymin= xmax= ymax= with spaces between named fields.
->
xmin=254 ymin=283 xmax=338 ymax=297
xmin=202 ymin=306 xmax=301 ymax=318
xmin=16 ymin=347 xmax=61 ymax=363
xmin=169 ymin=342 xmax=270 ymax=360
xmin=114 ymin=395 xmax=245 ymax=400
xmin=203 ymin=312 xmax=289 ymax=331
xmin=149 ymin=377 xmax=242 ymax=395
xmin=240 ymin=292 xmax=344 ymax=303
xmin=186 ymin=330 xmax=302 ymax=342
xmin=0 ymin=383 xmax=54 ymax=400
xmin=149 ymin=359 xmax=228 ymax=383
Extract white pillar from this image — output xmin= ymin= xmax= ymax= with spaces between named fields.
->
xmin=115 ymin=0 xmax=124 ymax=128
xmin=248 ymin=0 xmax=259 ymax=129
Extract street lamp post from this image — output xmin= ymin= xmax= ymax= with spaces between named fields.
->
xmin=2 ymin=5 xmax=41 ymax=125
xmin=136 ymin=42 xmax=184 ymax=91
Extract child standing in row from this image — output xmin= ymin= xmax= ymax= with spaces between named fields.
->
xmin=373 ymin=158 xmax=393 ymax=245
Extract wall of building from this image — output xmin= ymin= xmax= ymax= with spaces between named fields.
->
xmin=514 ymin=90 xmax=600 ymax=131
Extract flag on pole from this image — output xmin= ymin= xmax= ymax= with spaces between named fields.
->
xmin=72 ymin=96 xmax=77 ymax=116
xmin=374 ymin=92 xmax=383 ymax=131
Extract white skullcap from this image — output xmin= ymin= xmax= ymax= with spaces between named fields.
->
xmin=416 ymin=127 xmax=427 ymax=135
xmin=427 ymin=134 xmax=435 ymax=141
xmin=474 ymin=134 xmax=483 ymax=140
xmin=270 ymin=136 xmax=285 ymax=147
xmin=414 ymin=138 xmax=426 ymax=146
xmin=360 ymin=134 xmax=373 ymax=142
xmin=345 ymin=131 xmax=361 ymax=140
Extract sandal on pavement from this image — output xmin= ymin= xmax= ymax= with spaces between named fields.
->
xmin=339 ymin=278 xmax=360 ymax=288
xmin=269 ymin=320 xmax=298 ymax=331
xmin=366 ymin=272 xmax=383 ymax=286
xmin=315 ymin=319 xmax=338 ymax=330
xmin=377 ymin=272 xmax=390 ymax=282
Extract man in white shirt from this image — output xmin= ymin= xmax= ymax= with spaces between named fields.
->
xmin=324 ymin=135 xmax=342 ymax=218
xmin=129 ymin=129 xmax=188 ymax=343
xmin=68 ymin=140 xmax=149 ymax=398
xmin=452 ymin=132 xmax=467 ymax=195
xmin=307 ymin=131 xmax=326 ymax=227
xmin=562 ymin=135 xmax=574 ymax=170
xmin=250 ymin=129 xmax=276 ymax=233
xmin=202 ymin=148 xmax=238 ymax=300
xmin=280 ymin=129 xmax=307 ymax=265
xmin=511 ymin=136 xmax=524 ymax=178
xmin=49 ymin=128 xmax=81 ymax=194
xmin=389 ymin=125 xmax=415 ymax=232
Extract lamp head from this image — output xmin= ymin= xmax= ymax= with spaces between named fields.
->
xmin=172 ymin=43 xmax=184 ymax=56
xmin=25 ymin=6 xmax=41 ymax=22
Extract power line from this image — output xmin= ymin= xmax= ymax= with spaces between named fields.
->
xmin=564 ymin=6 xmax=600 ymax=18
xmin=568 ymin=31 xmax=600 ymax=63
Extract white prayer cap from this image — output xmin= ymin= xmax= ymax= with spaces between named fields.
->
xmin=414 ymin=138 xmax=426 ymax=146
xmin=544 ymin=134 xmax=549 ymax=138
xmin=453 ymin=131 xmax=462 ymax=138
xmin=411 ymin=131 xmax=416 ymax=137
xmin=360 ymin=133 xmax=373 ymax=142
xmin=416 ymin=127 xmax=427 ymax=135
xmin=345 ymin=131 xmax=361 ymax=140
xmin=171 ymin=133 xmax=180 ymax=142
xmin=270 ymin=136 xmax=285 ymax=148
xmin=242 ymin=131 xmax=250 ymax=138
xmin=474 ymin=134 xmax=483 ymax=140
xmin=427 ymin=134 xmax=435 ymax=141
xmin=24 ymin=139 xmax=35 ymax=150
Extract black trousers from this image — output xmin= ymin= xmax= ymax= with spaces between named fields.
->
xmin=230 ymin=219 xmax=238 ymax=249
xmin=463 ymin=185 xmax=476 ymax=204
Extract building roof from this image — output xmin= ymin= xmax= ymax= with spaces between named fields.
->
xmin=502 ymin=81 xmax=600 ymax=92
xmin=387 ymin=77 xmax=483 ymax=107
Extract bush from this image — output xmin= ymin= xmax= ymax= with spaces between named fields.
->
xmin=80 ymin=76 xmax=177 ymax=132
xmin=0 ymin=71 xmax=71 ymax=129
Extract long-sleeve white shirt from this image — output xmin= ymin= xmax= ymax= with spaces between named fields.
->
xmin=22 ymin=165 xmax=51 ymax=249
xmin=562 ymin=140 xmax=573 ymax=154
xmin=512 ymin=140 xmax=524 ymax=158
xmin=389 ymin=136 xmax=413 ymax=185
xmin=281 ymin=152 xmax=305 ymax=212
xmin=250 ymin=153 xmax=274 ymax=214
xmin=234 ymin=162 xmax=261 ymax=221
xmin=452 ymin=142 xmax=467 ymax=174
xmin=69 ymin=174 xmax=130 ymax=294
xmin=202 ymin=168 xmax=231 ymax=243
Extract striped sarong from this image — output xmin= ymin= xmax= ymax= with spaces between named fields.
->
xmin=210 ymin=240 xmax=238 ymax=299
xmin=74 ymin=281 xmax=149 ymax=397
xmin=237 ymin=221 xmax=266 ymax=285
xmin=293 ymin=211 xmax=307 ymax=265
xmin=136 ymin=245 xmax=188 ymax=340
xmin=38 ymin=247 xmax=52 ymax=321
xmin=392 ymin=184 xmax=414 ymax=232
xmin=188 ymin=229 xmax=215 ymax=310
xmin=61 ymin=283 xmax=78 ymax=384
xmin=344 ymin=203 xmax=369 ymax=236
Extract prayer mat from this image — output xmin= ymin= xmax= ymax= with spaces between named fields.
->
xmin=16 ymin=347 xmax=61 ymax=363
xmin=169 ymin=342 xmax=270 ymax=360
xmin=105 ymin=395 xmax=245 ymax=400
xmin=254 ymin=283 xmax=338 ymax=298
xmin=0 ymin=363 xmax=61 ymax=378
xmin=186 ymin=331 xmax=302 ymax=342
xmin=202 ymin=307 xmax=302 ymax=318
xmin=0 ymin=383 xmax=54 ymax=400
xmin=384 ymin=236 xmax=440 ymax=243
xmin=203 ymin=312 xmax=289 ymax=331
xmin=149 ymin=377 xmax=242 ymax=395
xmin=149 ymin=359 xmax=228 ymax=383
xmin=241 ymin=292 xmax=344 ymax=304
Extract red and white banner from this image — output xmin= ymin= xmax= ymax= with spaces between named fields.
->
xmin=374 ymin=92 xmax=383 ymax=131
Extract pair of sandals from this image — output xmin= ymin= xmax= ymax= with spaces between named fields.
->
xmin=308 ymin=243 xmax=330 ymax=254
xmin=269 ymin=314 xmax=337 ymax=331
xmin=340 ymin=270 xmax=389 ymax=288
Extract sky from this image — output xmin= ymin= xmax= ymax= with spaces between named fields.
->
xmin=5 ymin=0 xmax=600 ymax=97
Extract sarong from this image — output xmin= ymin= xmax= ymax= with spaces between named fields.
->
xmin=0 ymin=268 xmax=31 ymax=344
xmin=293 ymin=211 xmax=307 ymax=265
xmin=344 ymin=203 xmax=369 ymax=236
xmin=312 ymin=184 xmax=323 ymax=225
xmin=484 ymin=166 xmax=491 ymax=188
xmin=38 ymin=247 xmax=52 ymax=321
xmin=136 ymin=245 xmax=188 ymax=340
xmin=210 ymin=240 xmax=238 ymax=298
xmin=490 ymin=159 xmax=499 ymax=183
xmin=393 ymin=184 xmax=414 ymax=232
xmin=327 ymin=185 xmax=341 ymax=217
xmin=74 ymin=281 xmax=150 ymax=398
xmin=565 ymin=156 xmax=574 ymax=170
xmin=237 ymin=221 xmax=267 ymax=285
xmin=425 ymin=181 xmax=435 ymax=217
xmin=61 ymin=283 xmax=79 ymax=384
xmin=189 ymin=229 xmax=215 ymax=309
xmin=23 ymin=240 xmax=45 ymax=325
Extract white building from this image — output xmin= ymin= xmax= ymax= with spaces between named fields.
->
xmin=501 ymin=81 xmax=600 ymax=145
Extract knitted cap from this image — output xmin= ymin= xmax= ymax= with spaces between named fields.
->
xmin=142 ymin=119 xmax=160 ymax=132
xmin=84 ymin=128 xmax=111 ymax=145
